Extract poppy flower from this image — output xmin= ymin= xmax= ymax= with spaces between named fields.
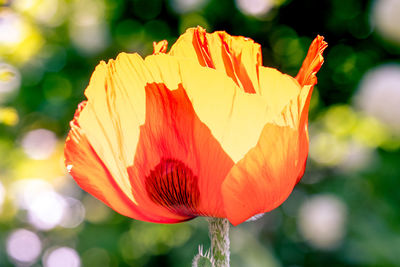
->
xmin=65 ymin=27 xmax=327 ymax=226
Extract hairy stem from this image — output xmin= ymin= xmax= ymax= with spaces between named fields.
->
xmin=207 ymin=218 xmax=230 ymax=267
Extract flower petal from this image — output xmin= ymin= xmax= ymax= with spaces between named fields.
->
xmin=72 ymin=55 xmax=196 ymax=223
xmin=295 ymin=35 xmax=327 ymax=87
xmin=222 ymin=36 xmax=327 ymax=225
xmin=65 ymin=102 xmax=173 ymax=222
xmin=169 ymin=26 xmax=263 ymax=94
xmin=128 ymin=82 xmax=234 ymax=218
xmin=258 ymin=67 xmax=302 ymax=126
xmin=77 ymin=57 xmax=148 ymax=203
xmin=222 ymin=123 xmax=306 ymax=226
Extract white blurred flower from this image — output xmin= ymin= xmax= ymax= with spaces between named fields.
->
xmin=59 ymin=197 xmax=85 ymax=228
xmin=298 ymin=194 xmax=347 ymax=250
xmin=12 ymin=178 xmax=53 ymax=209
xmin=44 ymin=247 xmax=81 ymax=267
xmin=235 ymin=0 xmax=274 ymax=17
xmin=28 ymin=190 xmax=67 ymax=230
xmin=21 ymin=128 xmax=57 ymax=160
xmin=354 ymin=64 xmax=400 ymax=133
xmin=11 ymin=179 xmax=71 ymax=231
xmin=338 ymin=141 xmax=375 ymax=172
xmin=0 ymin=10 xmax=25 ymax=46
xmin=372 ymin=0 xmax=400 ymax=44
xmin=7 ymin=229 xmax=42 ymax=265
xmin=69 ymin=0 xmax=109 ymax=55
xmin=70 ymin=22 xmax=109 ymax=55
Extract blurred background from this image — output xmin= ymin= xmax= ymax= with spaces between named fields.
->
xmin=0 ymin=0 xmax=400 ymax=266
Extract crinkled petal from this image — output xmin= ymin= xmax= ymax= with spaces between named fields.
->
xmin=169 ymin=26 xmax=262 ymax=94
xmin=70 ymin=55 xmax=195 ymax=222
xmin=296 ymin=35 xmax=327 ymax=88
xmin=128 ymin=81 xmax=234 ymax=218
xmin=65 ymin=102 xmax=179 ymax=223
xmin=222 ymin=36 xmax=327 ymax=225
xmin=144 ymin=54 xmax=301 ymax=163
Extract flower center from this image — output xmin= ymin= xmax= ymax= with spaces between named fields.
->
xmin=145 ymin=158 xmax=200 ymax=217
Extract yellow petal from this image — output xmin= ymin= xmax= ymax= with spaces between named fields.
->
xmin=169 ymin=26 xmax=263 ymax=94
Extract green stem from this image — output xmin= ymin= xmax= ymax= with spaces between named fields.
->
xmin=207 ymin=218 xmax=230 ymax=267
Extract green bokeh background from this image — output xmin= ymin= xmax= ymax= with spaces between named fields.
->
xmin=1 ymin=0 xmax=400 ymax=266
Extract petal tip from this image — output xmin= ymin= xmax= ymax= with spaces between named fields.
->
xmin=295 ymin=35 xmax=328 ymax=87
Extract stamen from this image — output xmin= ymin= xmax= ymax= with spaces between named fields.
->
xmin=145 ymin=158 xmax=200 ymax=217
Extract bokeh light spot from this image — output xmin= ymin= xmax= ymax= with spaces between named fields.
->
xmin=6 ymin=229 xmax=42 ymax=264
xmin=372 ymin=0 xmax=400 ymax=45
xmin=309 ymin=132 xmax=349 ymax=166
xmin=59 ymin=197 xmax=85 ymax=228
xmin=0 ymin=107 xmax=19 ymax=126
xmin=0 ymin=10 xmax=24 ymax=46
xmin=44 ymin=247 xmax=81 ymax=267
xmin=235 ymin=0 xmax=274 ymax=17
xmin=298 ymin=194 xmax=347 ymax=250
xmin=323 ymin=105 xmax=357 ymax=136
xmin=21 ymin=129 xmax=57 ymax=160
xmin=355 ymin=64 xmax=400 ymax=133
xmin=28 ymin=190 xmax=66 ymax=230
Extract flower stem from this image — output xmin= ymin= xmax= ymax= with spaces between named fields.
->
xmin=207 ymin=218 xmax=230 ymax=267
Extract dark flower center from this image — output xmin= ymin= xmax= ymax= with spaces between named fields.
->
xmin=145 ymin=158 xmax=200 ymax=217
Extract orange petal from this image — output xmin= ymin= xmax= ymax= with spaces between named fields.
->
xmin=65 ymin=102 xmax=182 ymax=223
xmin=72 ymin=55 xmax=196 ymax=223
xmin=128 ymin=82 xmax=234 ymax=218
xmin=77 ymin=52 xmax=239 ymax=220
xmin=169 ymin=26 xmax=262 ymax=94
xmin=222 ymin=123 xmax=307 ymax=226
xmin=222 ymin=37 xmax=328 ymax=225
xmin=295 ymin=35 xmax=327 ymax=87
xmin=296 ymin=36 xmax=327 ymax=169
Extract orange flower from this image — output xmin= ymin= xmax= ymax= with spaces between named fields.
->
xmin=65 ymin=27 xmax=327 ymax=226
